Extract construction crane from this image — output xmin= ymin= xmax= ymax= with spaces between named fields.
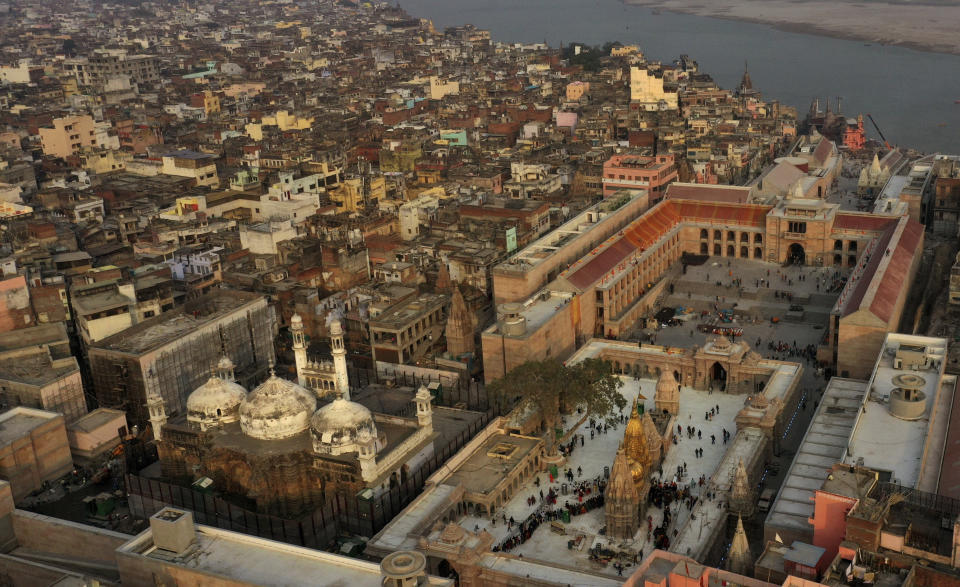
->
xmin=866 ymin=114 xmax=892 ymax=150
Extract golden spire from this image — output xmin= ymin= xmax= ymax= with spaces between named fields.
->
xmin=624 ymin=399 xmax=647 ymax=465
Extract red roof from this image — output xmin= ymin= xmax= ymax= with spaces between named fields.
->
xmin=564 ymin=200 xmax=769 ymax=291
xmin=566 ymin=202 xmax=680 ymax=291
xmin=672 ymin=200 xmax=770 ymax=228
xmin=832 ymin=213 xmax=897 ymax=232
xmin=665 ymin=183 xmax=751 ymax=203
xmin=841 ymin=218 xmax=923 ymax=325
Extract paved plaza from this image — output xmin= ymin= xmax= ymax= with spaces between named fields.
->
xmin=460 ymin=378 xmax=746 ymax=578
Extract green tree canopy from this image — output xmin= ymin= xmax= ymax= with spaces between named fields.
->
xmin=487 ymin=358 xmax=626 ymax=456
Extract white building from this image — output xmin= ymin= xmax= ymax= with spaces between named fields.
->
xmin=239 ymin=217 xmax=298 ymax=255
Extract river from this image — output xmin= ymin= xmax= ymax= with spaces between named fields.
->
xmin=399 ymin=0 xmax=959 ymax=154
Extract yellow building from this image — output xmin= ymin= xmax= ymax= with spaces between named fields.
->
xmin=428 ymin=76 xmax=459 ymax=100
xmin=194 ymin=90 xmax=220 ymax=116
xmin=39 ymin=115 xmax=96 ymax=158
xmin=565 ymin=81 xmax=590 ymax=101
xmin=79 ymin=149 xmax=133 ymax=174
xmin=245 ymin=110 xmax=314 ymax=140
xmin=611 ymin=45 xmax=642 ymax=57
xmin=630 ymin=67 xmax=678 ymax=111
xmin=160 ymin=150 xmax=219 ymax=187
xmin=330 ymin=175 xmax=385 ymax=213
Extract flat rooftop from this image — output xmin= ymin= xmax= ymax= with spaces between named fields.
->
xmin=92 ymin=290 xmax=264 ymax=355
xmin=844 ymin=334 xmax=953 ymax=489
xmin=0 ymin=351 xmax=77 ymax=386
xmin=369 ymin=294 xmax=445 ymax=329
xmin=68 ymin=408 xmax=125 ymax=434
xmin=443 ymin=432 xmax=540 ymax=495
xmin=766 ymin=377 xmax=868 ymax=536
xmin=122 ymin=522 xmax=445 ymax=586
xmin=495 ymin=192 xmax=644 ymax=272
xmin=0 ymin=407 xmax=59 ymax=447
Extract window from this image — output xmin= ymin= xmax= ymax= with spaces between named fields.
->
xmin=788 ymin=221 xmax=806 ymax=233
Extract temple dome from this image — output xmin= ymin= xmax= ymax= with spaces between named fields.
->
xmin=310 ymin=397 xmax=379 ymax=456
xmin=186 ymin=376 xmax=247 ymax=430
xmin=239 ymin=374 xmax=316 ymax=440
xmin=291 ymin=313 xmax=303 ymax=328
xmin=656 ymin=370 xmax=679 ymax=397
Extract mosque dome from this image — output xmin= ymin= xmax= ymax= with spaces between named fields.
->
xmin=239 ymin=374 xmax=316 ymax=440
xmin=186 ymin=376 xmax=247 ymax=429
xmin=310 ymin=397 xmax=379 ymax=456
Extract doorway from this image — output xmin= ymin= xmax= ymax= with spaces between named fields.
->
xmin=711 ymin=362 xmax=727 ymax=391
xmin=788 ymin=243 xmax=805 ymax=265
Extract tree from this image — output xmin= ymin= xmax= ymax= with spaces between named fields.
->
xmin=487 ymin=358 xmax=626 ymax=457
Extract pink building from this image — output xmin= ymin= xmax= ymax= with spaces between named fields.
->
xmin=624 ymin=550 xmax=780 ymax=587
xmin=602 ymin=154 xmax=678 ymax=200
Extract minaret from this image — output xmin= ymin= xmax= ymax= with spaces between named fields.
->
xmin=291 ymin=314 xmax=307 ymax=387
xmin=357 ymin=429 xmax=378 ymax=482
xmin=727 ymin=515 xmax=753 ymax=576
xmin=147 ymin=388 xmax=167 ymax=442
xmin=330 ymin=319 xmax=349 ymax=401
xmin=415 ymin=384 xmax=433 ymax=430
xmin=216 ymin=354 xmax=235 ymax=382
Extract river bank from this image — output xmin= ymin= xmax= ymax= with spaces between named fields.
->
xmin=623 ymin=0 xmax=960 ymax=56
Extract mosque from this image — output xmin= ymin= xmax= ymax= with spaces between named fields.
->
xmin=154 ymin=318 xmax=437 ymax=517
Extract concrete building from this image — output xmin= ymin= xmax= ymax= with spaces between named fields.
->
xmin=115 ymin=508 xmax=451 ymax=586
xmin=71 ymin=279 xmax=137 ymax=348
xmin=239 ymin=217 xmax=299 ymax=255
xmin=64 ymin=49 xmax=160 ymax=87
xmin=160 ymin=150 xmax=219 ymax=187
xmin=0 ymin=408 xmax=73 ymax=502
xmin=87 ymin=290 xmax=276 ymax=426
xmin=602 ymin=154 xmax=678 ymax=200
xmin=0 ymin=274 xmax=34 ymax=333
xmin=429 ymin=76 xmax=460 ymax=100
xmin=38 ymin=114 xmax=97 ymax=159
xmin=369 ymin=294 xmax=447 ymax=365
xmin=826 ymin=215 xmax=924 ymax=379
xmin=66 ymin=408 xmax=127 ymax=464
xmin=630 ymin=66 xmax=678 ymax=110
xmin=492 ymin=191 xmax=650 ymax=305
xmin=0 ymin=323 xmax=86 ymax=423
xmin=765 ymin=333 xmax=956 ymax=548
xmin=0 ymin=487 xmax=450 ymax=586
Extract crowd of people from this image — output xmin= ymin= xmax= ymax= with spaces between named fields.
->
xmin=491 ymin=481 xmax=607 ymax=554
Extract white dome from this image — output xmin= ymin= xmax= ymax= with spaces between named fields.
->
xmin=291 ymin=313 xmax=303 ymax=328
xmin=186 ymin=376 xmax=247 ymax=429
xmin=239 ymin=374 xmax=317 ymax=440
xmin=310 ymin=397 xmax=379 ymax=456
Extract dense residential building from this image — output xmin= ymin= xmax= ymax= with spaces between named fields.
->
xmin=0 ymin=0 xmax=955 ymax=583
